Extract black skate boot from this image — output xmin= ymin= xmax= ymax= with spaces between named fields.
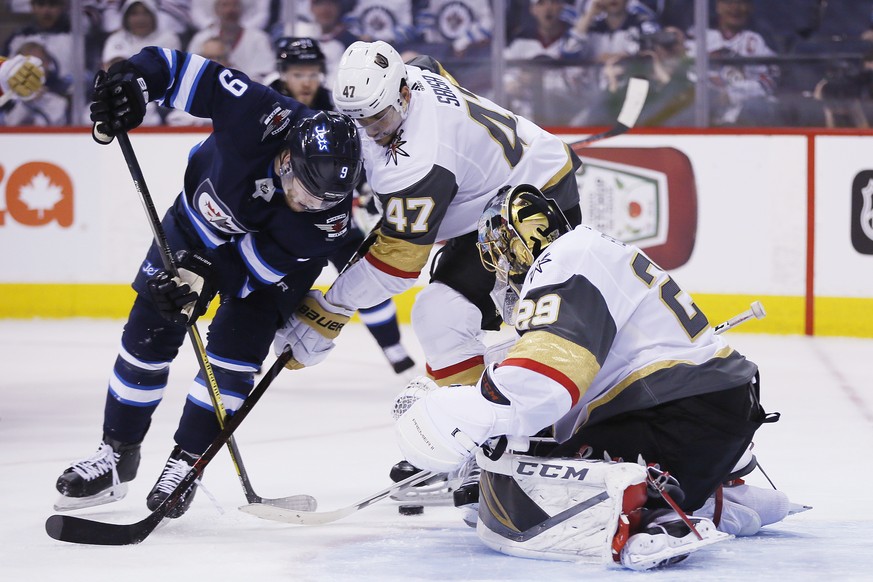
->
xmin=146 ymin=445 xmax=201 ymax=518
xmin=54 ymin=435 xmax=142 ymax=511
xmin=382 ymin=344 xmax=416 ymax=375
xmin=389 ymin=460 xmax=453 ymax=506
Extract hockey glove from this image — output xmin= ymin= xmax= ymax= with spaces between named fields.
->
xmin=0 ymin=55 xmax=45 ymax=101
xmin=90 ymin=61 xmax=149 ymax=145
xmin=273 ymin=290 xmax=352 ymax=370
xmin=147 ymin=250 xmax=219 ymax=325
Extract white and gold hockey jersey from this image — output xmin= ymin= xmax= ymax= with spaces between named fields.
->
xmin=492 ymin=225 xmax=758 ymax=444
xmin=327 ymin=59 xmax=579 ymax=311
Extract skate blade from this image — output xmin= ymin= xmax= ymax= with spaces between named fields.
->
xmin=53 ymin=484 xmax=128 ymax=511
xmin=787 ymin=502 xmax=813 ymax=515
xmin=389 ymin=487 xmax=456 ymax=506
xmin=622 ymin=530 xmax=731 ymax=571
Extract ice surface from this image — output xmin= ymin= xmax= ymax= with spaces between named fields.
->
xmin=1 ymin=320 xmax=872 ymax=580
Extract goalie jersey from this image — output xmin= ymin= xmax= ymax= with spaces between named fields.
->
xmin=126 ymin=47 xmax=354 ymax=298
xmin=492 ymin=225 xmax=759 ymax=443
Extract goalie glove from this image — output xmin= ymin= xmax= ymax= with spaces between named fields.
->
xmin=147 ymin=250 xmax=219 ymax=325
xmin=273 ymin=290 xmax=353 ymax=370
xmin=0 ymin=55 xmax=45 ymax=102
xmin=89 ymin=60 xmax=149 ymax=145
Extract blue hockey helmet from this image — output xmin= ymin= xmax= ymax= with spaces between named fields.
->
xmin=279 ymin=111 xmax=363 ymax=212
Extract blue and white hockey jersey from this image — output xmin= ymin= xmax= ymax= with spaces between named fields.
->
xmin=127 ymin=47 xmax=355 ymax=297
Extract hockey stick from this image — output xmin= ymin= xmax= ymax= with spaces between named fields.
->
xmin=575 ymin=77 xmax=650 ymax=147
xmin=45 ymin=209 xmax=383 ymax=545
xmin=713 ymin=301 xmax=766 ymax=335
xmin=239 ymin=469 xmax=439 ymax=526
xmin=45 ymin=349 xmax=296 ymax=545
xmin=243 ymin=302 xmax=771 ymax=527
xmin=114 ymin=132 xmax=311 ymax=510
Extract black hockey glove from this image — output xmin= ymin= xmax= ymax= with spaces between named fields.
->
xmin=147 ymin=250 xmax=219 ymax=325
xmin=90 ymin=61 xmax=149 ymax=145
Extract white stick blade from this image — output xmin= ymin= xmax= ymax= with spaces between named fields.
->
xmin=616 ymin=78 xmax=650 ymax=128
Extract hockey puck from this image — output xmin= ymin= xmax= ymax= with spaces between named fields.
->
xmin=398 ymin=504 xmax=424 ymax=515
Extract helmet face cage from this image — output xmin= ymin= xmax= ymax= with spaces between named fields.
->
xmin=276 ymin=37 xmax=326 ymax=72
xmin=477 ymin=185 xmax=571 ymax=293
xmin=286 ymin=111 xmax=363 ymax=212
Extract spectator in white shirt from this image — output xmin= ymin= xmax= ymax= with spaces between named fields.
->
xmin=101 ymin=0 xmax=181 ymax=68
xmin=187 ymin=0 xmax=274 ymax=82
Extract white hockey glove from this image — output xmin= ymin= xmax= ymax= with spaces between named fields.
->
xmin=273 ymin=290 xmax=353 ymax=370
xmin=0 ymin=55 xmax=45 ymax=102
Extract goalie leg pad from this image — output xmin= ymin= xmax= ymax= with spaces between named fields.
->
xmin=474 ymin=451 xmax=647 ymax=564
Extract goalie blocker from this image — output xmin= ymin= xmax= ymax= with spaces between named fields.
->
xmin=474 ymin=451 xmax=729 ymax=570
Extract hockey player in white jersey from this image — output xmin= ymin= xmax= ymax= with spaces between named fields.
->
xmin=274 ymin=39 xmax=583 ymax=386
xmin=392 ymin=184 xmax=801 ymax=569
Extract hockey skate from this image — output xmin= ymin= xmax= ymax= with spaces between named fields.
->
xmin=146 ymin=446 xmax=201 ymax=518
xmin=619 ymin=511 xmax=731 ymax=571
xmin=382 ymin=344 xmax=416 ymax=376
xmin=388 ymin=460 xmax=455 ymax=506
xmin=54 ymin=436 xmax=141 ymax=511
xmin=452 ymin=455 xmax=482 ymax=527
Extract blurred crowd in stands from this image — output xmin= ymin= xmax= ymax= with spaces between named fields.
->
xmin=3 ymin=0 xmax=873 ymax=128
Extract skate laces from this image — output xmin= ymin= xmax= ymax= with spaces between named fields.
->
xmin=70 ymin=442 xmax=120 ymax=486
xmin=155 ymin=457 xmax=192 ymax=495
xmin=155 ymin=455 xmax=223 ymax=514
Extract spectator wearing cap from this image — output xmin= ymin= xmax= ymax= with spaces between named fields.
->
xmin=101 ymin=0 xmax=181 ymax=68
xmin=187 ymin=0 xmax=274 ymax=82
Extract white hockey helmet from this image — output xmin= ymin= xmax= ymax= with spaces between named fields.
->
xmin=333 ymin=41 xmax=408 ymax=139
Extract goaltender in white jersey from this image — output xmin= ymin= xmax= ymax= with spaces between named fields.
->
xmin=273 ymin=39 xmax=584 ymax=389
xmin=392 ymin=185 xmax=804 ymax=569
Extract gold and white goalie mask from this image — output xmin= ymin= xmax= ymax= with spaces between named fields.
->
xmin=477 ymin=184 xmax=572 ymax=298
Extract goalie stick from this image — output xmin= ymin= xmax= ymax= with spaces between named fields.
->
xmin=114 ymin=132 xmax=311 ymax=511
xmin=241 ymin=302 xmax=769 ymax=527
xmin=575 ymin=77 xmax=650 ymax=146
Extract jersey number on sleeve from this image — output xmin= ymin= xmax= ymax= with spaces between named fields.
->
xmin=631 ymin=253 xmax=708 ymax=339
xmin=515 ymin=294 xmax=561 ymax=331
xmin=219 ymin=69 xmax=248 ymax=97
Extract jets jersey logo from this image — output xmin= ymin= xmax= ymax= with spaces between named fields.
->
xmin=315 ymin=212 xmax=350 ymax=239
xmin=261 ymin=104 xmax=293 ymax=141
xmin=384 ymin=129 xmax=409 ymax=166
xmin=195 ymin=179 xmax=247 ymax=235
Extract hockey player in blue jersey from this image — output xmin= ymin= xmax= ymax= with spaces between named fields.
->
xmin=54 ymin=46 xmax=363 ymax=517
xmin=268 ymin=37 xmax=416 ymax=375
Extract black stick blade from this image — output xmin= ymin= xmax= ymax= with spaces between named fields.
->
xmin=45 ymin=513 xmax=162 ymax=545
